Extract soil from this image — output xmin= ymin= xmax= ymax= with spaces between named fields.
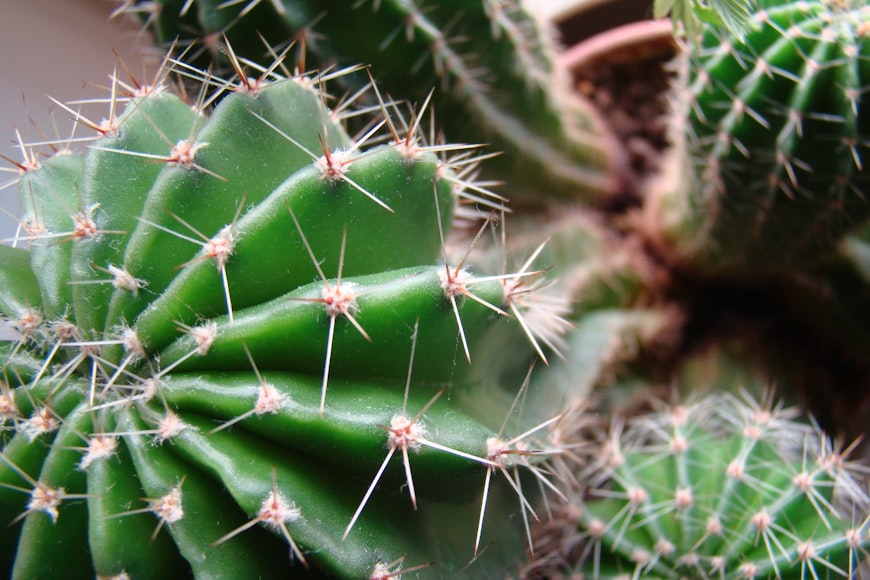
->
xmin=570 ymin=37 xmax=677 ymax=212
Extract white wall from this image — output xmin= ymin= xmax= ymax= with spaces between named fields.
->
xmin=0 ymin=0 xmax=150 ymax=243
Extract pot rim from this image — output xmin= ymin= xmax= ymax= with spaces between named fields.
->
xmin=559 ymin=19 xmax=676 ymax=73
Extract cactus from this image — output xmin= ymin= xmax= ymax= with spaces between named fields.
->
xmin=4 ymin=0 xmax=870 ymax=577
xmin=528 ymin=390 xmax=870 ymax=578
xmin=0 ymin=53 xmax=567 ymax=577
xmin=652 ymin=0 xmax=870 ymax=270
xmin=115 ymin=0 xmax=625 ymax=202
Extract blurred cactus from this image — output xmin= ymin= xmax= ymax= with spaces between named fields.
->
xmin=655 ymin=0 xmax=755 ymax=37
xmin=115 ymin=0 xmax=626 ymax=202
xmin=528 ymin=391 xmax=870 ymax=578
xmin=653 ymin=0 xmax=870 ymax=270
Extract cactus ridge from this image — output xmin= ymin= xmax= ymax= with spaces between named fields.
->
xmin=116 ymin=0 xmax=624 ymax=200
xmin=680 ymin=0 xmax=870 ymax=267
xmin=0 ymin=50 xmax=568 ymax=577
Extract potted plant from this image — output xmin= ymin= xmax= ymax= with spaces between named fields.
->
xmin=0 ymin=0 xmax=868 ymax=577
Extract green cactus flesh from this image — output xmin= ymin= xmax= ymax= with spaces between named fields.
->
xmin=532 ymin=391 xmax=870 ymax=578
xmin=0 ymin=60 xmax=565 ymax=578
xmin=675 ymin=0 xmax=870 ymax=269
xmin=119 ymin=0 xmax=623 ymax=202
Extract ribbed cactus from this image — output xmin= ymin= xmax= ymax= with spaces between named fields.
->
xmin=529 ymin=391 xmax=870 ymax=578
xmin=115 ymin=0 xmax=625 ymax=202
xmin=5 ymin=0 xmax=870 ymax=577
xmin=654 ymin=0 xmax=870 ymax=269
xmin=0 ymin=55 xmax=566 ymax=577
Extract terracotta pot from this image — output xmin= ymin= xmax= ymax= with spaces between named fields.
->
xmin=559 ymin=19 xmax=676 ymax=73
xmin=556 ymin=19 xmax=677 ymax=208
xmin=554 ymin=0 xmax=658 ymax=46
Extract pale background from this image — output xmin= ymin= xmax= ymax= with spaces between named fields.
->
xmin=0 ymin=0 xmax=595 ymax=243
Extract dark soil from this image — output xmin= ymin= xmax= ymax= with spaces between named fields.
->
xmin=571 ymin=41 xmax=677 ymax=212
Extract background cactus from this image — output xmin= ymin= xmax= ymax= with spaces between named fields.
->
xmin=527 ymin=390 xmax=870 ymax=578
xmin=0 ymin=53 xmax=567 ymax=577
xmin=116 ymin=0 xmax=626 ymax=202
xmin=650 ymin=0 xmax=870 ymax=270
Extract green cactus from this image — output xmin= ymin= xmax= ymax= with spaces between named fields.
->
xmin=528 ymin=390 xmax=870 ymax=578
xmin=115 ymin=0 xmax=625 ymax=202
xmin=654 ymin=0 xmax=870 ymax=270
xmin=0 ymin=54 xmax=566 ymax=577
xmin=4 ymin=0 xmax=870 ymax=577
